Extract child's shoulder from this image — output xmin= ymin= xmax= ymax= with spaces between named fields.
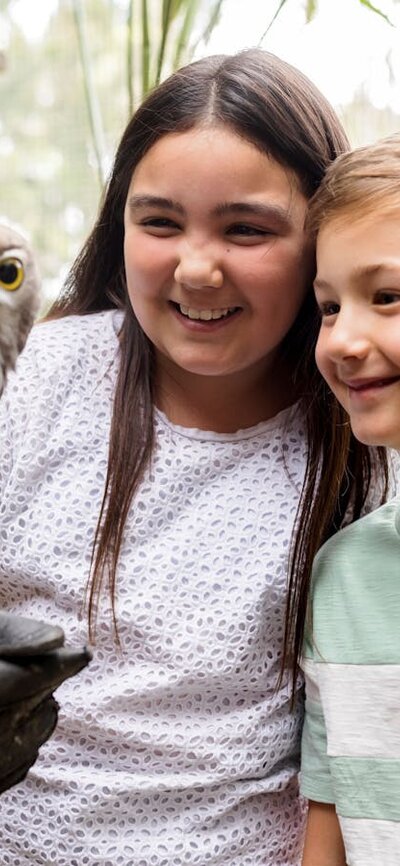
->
xmin=31 ymin=309 xmax=120 ymax=353
xmin=315 ymin=496 xmax=400 ymax=574
xmin=22 ymin=309 xmax=121 ymax=377
xmin=3 ymin=309 xmax=122 ymax=407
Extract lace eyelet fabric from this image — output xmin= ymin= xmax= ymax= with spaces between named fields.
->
xmin=0 ymin=311 xmax=307 ymax=865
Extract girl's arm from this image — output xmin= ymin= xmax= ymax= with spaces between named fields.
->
xmin=302 ymin=801 xmax=347 ymax=866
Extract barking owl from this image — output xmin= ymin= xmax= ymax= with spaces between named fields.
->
xmin=0 ymin=223 xmax=41 ymax=395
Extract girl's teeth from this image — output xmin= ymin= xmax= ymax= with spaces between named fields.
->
xmin=178 ymin=304 xmax=234 ymax=321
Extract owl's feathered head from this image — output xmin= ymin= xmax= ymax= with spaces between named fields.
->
xmin=0 ymin=224 xmax=41 ymax=395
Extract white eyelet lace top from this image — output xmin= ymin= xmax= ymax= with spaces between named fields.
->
xmin=0 ymin=310 xmax=308 ymax=865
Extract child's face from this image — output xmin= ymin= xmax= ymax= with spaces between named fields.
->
xmin=123 ymin=125 xmax=313 ymax=399
xmin=315 ymin=210 xmax=400 ymax=449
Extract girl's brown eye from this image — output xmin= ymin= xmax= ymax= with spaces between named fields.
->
xmin=0 ymin=257 xmax=24 ymax=291
xmin=375 ymin=291 xmax=400 ymax=306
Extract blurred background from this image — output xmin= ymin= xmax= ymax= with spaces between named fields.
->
xmin=1 ymin=0 xmax=399 ymax=309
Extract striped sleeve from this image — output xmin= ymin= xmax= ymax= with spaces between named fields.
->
xmin=300 ymin=650 xmax=335 ymax=803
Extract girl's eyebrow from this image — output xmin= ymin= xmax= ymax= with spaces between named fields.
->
xmin=214 ymin=201 xmax=291 ymax=227
xmin=127 ymin=194 xmax=185 ymax=215
xmin=351 ymin=262 xmax=400 ymax=282
xmin=315 ymin=262 xmax=400 ymax=292
xmin=127 ymin=195 xmax=291 ymax=228
xmin=313 ymin=277 xmax=331 ymax=291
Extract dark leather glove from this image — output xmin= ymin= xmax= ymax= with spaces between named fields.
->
xmin=0 ymin=611 xmax=91 ymax=794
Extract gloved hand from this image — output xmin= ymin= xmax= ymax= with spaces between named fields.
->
xmin=0 ymin=611 xmax=91 ymax=794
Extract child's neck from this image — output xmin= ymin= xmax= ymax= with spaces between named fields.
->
xmin=155 ymin=363 xmax=297 ymax=433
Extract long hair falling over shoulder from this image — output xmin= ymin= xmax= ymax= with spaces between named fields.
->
xmin=280 ymin=295 xmax=388 ymax=693
xmin=48 ymin=49 xmax=388 ymax=648
xmin=281 ymin=135 xmax=400 ymax=692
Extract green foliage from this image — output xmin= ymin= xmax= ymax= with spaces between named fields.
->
xmin=0 ymin=0 xmax=126 ymax=302
xmin=124 ymin=0 xmax=224 ymax=106
xmin=358 ymin=0 xmax=393 ymax=25
xmin=72 ymin=0 xmax=226 ymax=188
xmin=258 ymin=0 xmax=289 ymax=42
xmin=0 ymin=0 xmax=228 ymax=303
xmin=72 ymin=0 xmax=108 ymax=187
xmin=0 ymin=0 xmax=396 ymax=308
xmin=261 ymin=0 xmax=393 ymax=39
xmin=305 ymin=0 xmax=318 ymax=21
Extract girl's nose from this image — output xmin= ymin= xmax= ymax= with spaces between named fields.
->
xmin=174 ymin=247 xmax=223 ymax=290
xmin=325 ymin=315 xmax=370 ymax=362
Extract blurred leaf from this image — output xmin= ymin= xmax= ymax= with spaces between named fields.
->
xmin=127 ymin=0 xmax=135 ymax=114
xmin=156 ymin=0 xmax=174 ymax=85
xmin=173 ymin=0 xmax=199 ymax=69
xmin=260 ymin=0 xmax=393 ymax=37
xmin=162 ymin=0 xmax=188 ymax=28
xmin=305 ymin=0 xmax=317 ymax=22
xmin=71 ymin=0 xmax=106 ymax=188
xmin=258 ymin=0 xmax=290 ymax=43
xmin=141 ymin=0 xmax=150 ymax=96
xmin=386 ymin=48 xmax=395 ymax=86
xmin=157 ymin=0 xmax=214 ymax=87
xmin=199 ymin=0 xmax=224 ymax=46
xmin=358 ymin=0 xmax=393 ymax=25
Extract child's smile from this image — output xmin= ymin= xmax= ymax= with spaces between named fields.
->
xmin=123 ymin=124 xmax=313 ymax=426
xmin=315 ymin=210 xmax=400 ymax=449
xmin=170 ymin=300 xmax=240 ymax=325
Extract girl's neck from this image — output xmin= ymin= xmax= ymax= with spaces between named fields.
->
xmin=155 ymin=361 xmax=297 ymax=433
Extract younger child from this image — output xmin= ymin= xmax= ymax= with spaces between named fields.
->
xmin=300 ymin=134 xmax=400 ymax=866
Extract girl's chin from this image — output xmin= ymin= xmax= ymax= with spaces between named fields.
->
xmin=350 ymin=424 xmax=400 ymax=451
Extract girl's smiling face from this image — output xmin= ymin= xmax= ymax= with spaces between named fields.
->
xmin=315 ymin=210 xmax=400 ymax=449
xmin=123 ymin=125 xmax=313 ymax=417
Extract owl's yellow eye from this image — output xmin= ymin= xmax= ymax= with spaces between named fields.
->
xmin=0 ymin=257 xmax=24 ymax=291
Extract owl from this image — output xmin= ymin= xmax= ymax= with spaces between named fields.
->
xmin=0 ymin=223 xmax=41 ymax=395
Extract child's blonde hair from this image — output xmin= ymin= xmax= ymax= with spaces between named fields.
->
xmin=308 ymin=132 xmax=400 ymax=234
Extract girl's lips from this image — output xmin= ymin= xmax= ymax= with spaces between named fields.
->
xmin=169 ymin=301 xmax=242 ymax=329
xmin=345 ymin=375 xmax=400 ymax=393
xmin=177 ymin=302 xmax=238 ymax=321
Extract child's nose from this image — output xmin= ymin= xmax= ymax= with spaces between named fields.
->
xmin=174 ymin=246 xmax=223 ymax=290
xmin=327 ymin=315 xmax=370 ymax=361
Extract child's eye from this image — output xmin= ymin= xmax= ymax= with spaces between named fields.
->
xmin=226 ymin=223 xmax=271 ymax=240
xmin=374 ymin=290 xmax=400 ymax=306
xmin=141 ymin=217 xmax=180 ymax=233
xmin=318 ymin=301 xmax=340 ymax=317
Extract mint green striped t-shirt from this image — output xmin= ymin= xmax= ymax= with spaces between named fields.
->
xmin=300 ymin=496 xmax=400 ymax=866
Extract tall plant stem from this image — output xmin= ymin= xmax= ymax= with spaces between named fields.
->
xmin=141 ymin=0 xmax=150 ymax=98
xmin=155 ymin=0 xmax=172 ymax=86
xmin=127 ymin=0 xmax=135 ymax=116
xmin=72 ymin=0 xmax=107 ymax=189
